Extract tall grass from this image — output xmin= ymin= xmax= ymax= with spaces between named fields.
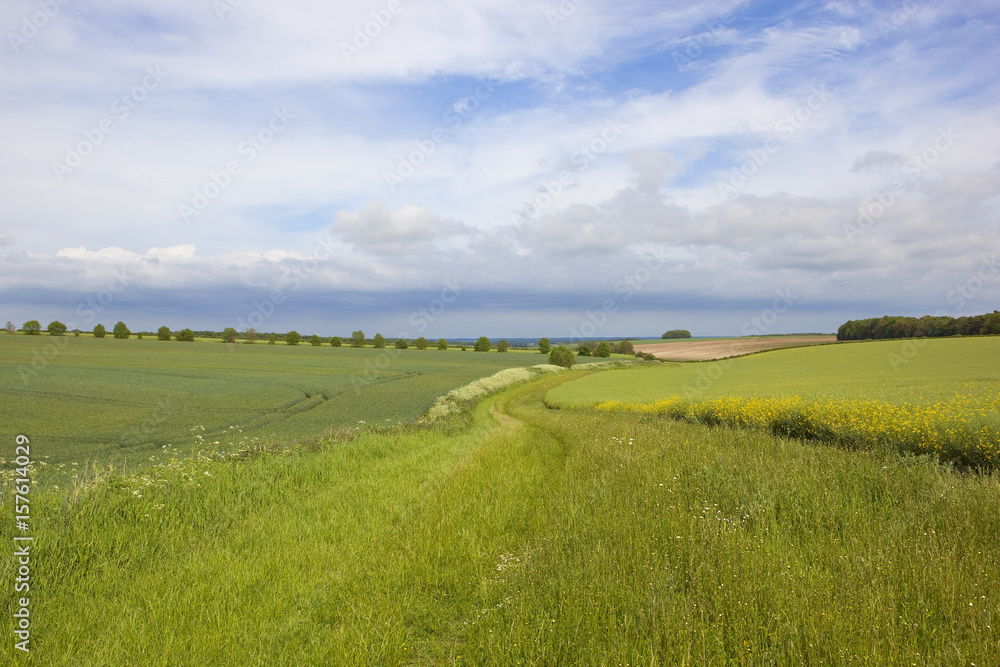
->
xmin=471 ymin=383 xmax=999 ymax=664
xmin=2 ymin=373 xmax=997 ymax=664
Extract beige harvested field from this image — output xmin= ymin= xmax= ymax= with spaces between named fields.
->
xmin=634 ymin=335 xmax=837 ymax=361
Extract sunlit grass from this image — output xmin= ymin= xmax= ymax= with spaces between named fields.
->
xmin=1 ymin=372 xmax=997 ymax=664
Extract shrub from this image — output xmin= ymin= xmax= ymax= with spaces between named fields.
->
xmin=244 ymin=328 xmax=257 ymax=344
xmin=47 ymin=320 xmax=67 ymax=336
xmin=395 ymin=338 xmax=408 ymax=349
xmin=176 ymin=328 xmax=195 ymax=342
xmin=93 ymin=324 xmax=107 ymax=338
xmin=330 ymin=336 xmax=342 ymax=347
xmin=310 ymin=334 xmax=322 ymax=346
xmin=549 ymin=345 xmax=575 ymax=368
xmin=577 ymin=344 xmax=592 ymax=357
xmin=595 ymin=341 xmax=612 ymax=357
xmin=286 ymin=331 xmax=301 ymax=346
xmin=617 ymin=340 xmax=635 ymax=355
xmin=23 ymin=320 xmax=41 ymax=335
xmin=351 ymin=330 xmax=366 ymax=347
xmin=268 ymin=334 xmax=277 ymax=345
xmin=157 ymin=326 xmax=171 ymax=341
xmin=497 ymin=339 xmax=509 ymax=352
xmin=538 ymin=337 xmax=551 ymax=354
xmin=474 ymin=336 xmax=490 ymax=352
xmin=416 ymin=337 xmax=428 ymax=350
xmin=662 ymin=329 xmax=691 ymax=339
xmin=373 ymin=333 xmax=386 ymax=349
xmin=437 ymin=338 xmax=448 ymax=350
xmin=113 ymin=321 xmax=130 ymax=339
xmin=222 ymin=327 xmax=238 ymax=343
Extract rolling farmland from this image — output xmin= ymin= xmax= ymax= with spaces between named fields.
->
xmin=0 ymin=335 xmax=552 ymax=475
xmin=2 ymin=367 xmax=996 ymax=664
xmin=548 ymin=337 xmax=1000 ymax=467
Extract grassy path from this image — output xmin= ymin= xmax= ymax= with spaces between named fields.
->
xmin=3 ymin=371 xmax=998 ymax=664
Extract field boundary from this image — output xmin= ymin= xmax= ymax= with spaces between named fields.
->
xmin=634 ymin=335 xmax=838 ymax=361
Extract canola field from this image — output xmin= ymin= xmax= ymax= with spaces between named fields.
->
xmin=546 ymin=337 xmax=1000 ymax=467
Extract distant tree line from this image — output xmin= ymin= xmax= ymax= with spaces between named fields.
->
xmin=7 ymin=320 xmax=656 ymax=360
xmin=837 ymin=311 xmax=1000 ymax=341
xmin=661 ymin=329 xmax=692 ymax=339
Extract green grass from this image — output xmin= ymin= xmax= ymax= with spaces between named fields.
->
xmin=0 ymin=334 xmax=552 ymax=477
xmin=547 ymin=336 xmax=1000 ymax=406
xmin=2 ymin=372 xmax=997 ymax=664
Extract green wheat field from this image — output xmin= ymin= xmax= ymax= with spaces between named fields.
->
xmin=1 ymin=335 xmax=550 ymax=478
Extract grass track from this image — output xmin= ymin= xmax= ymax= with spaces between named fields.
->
xmin=3 ymin=370 xmax=997 ymax=664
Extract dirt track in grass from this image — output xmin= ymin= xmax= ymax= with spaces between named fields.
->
xmin=634 ymin=335 xmax=837 ymax=361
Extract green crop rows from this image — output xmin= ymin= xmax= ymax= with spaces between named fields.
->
xmin=1 ymin=335 xmax=549 ymax=475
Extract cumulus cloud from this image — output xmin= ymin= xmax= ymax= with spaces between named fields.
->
xmin=332 ymin=202 xmax=473 ymax=256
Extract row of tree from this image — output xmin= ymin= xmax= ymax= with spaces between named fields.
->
xmin=9 ymin=321 xmax=649 ymax=357
xmin=836 ymin=311 xmax=1000 ymax=341
xmin=15 ymin=320 xmax=142 ymax=339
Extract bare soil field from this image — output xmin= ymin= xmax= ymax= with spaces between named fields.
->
xmin=634 ymin=335 xmax=837 ymax=361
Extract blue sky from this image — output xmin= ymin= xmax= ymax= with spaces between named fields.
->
xmin=1 ymin=0 xmax=998 ymax=338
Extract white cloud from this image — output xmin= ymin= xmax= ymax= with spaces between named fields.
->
xmin=332 ymin=202 xmax=473 ymax=255
xmin=1 ymin=1 xmax=999 ymax=334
